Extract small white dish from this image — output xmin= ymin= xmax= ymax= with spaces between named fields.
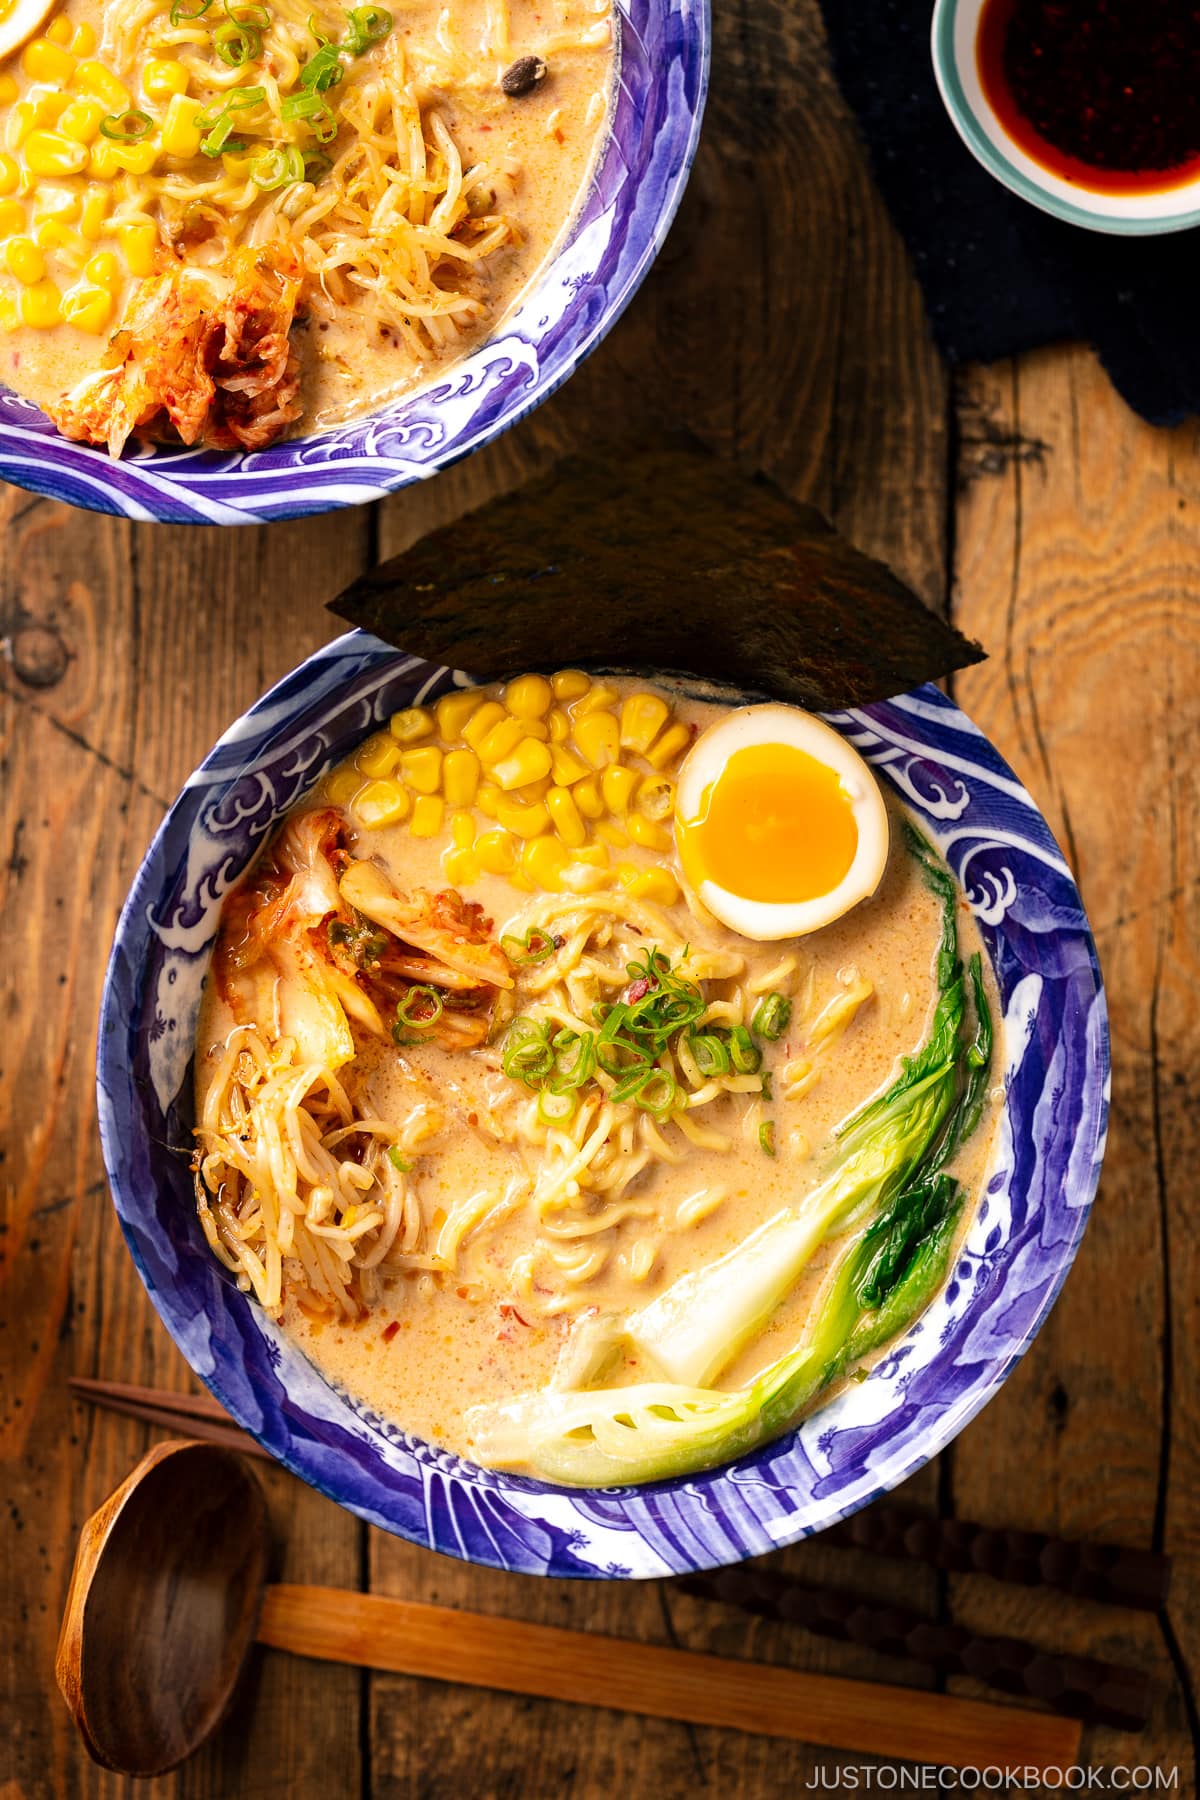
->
xmin=931 ymin=0 xmax=1200 ymax=236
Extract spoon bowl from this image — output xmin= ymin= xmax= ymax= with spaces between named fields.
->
xmin=55 ymin=1439 xmax=269 ymax=1776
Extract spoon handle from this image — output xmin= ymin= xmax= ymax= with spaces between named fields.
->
xmin=257 ymin=1584 xmax=1080 ymax=1774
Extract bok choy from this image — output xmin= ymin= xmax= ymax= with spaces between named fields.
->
xmin=465 ymin=827 xmax=994 ymax=1487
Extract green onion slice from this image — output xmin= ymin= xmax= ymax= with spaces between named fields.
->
xmin=502 ymin=1017 xmax=554 ymax=1085
xmin=636 ymin=1068 xmax=679 ymax=1119
xmin=501 ymin=926 xmax=555 ymax=967
xmin=537 ymin=1087 xmax=578 ymax=1127
xmin=299 ymin=40 xmax=344 ymax=88
xmin=343 ymin=3 xmax=392 ymax=51
xmin=729 ymin=1025 xmax=762 ymax=1074
xmin=213 ymin=19 xmax=262 ymax=62
xmin=395 ymin=985 xmax=444 ymax=1031
xmin=224 ymin=0 xmax=271 ymax=23
xmin=550 ymin=1029 xmax=596 ymax=1093
xmin=170 ymin=0 xmax=212 ymax=20
xmin=751 ymin=992 xmax=792 ymax=1041
xmin=99 ymin=108 xmax=154 ymax=142
xmin=687 ymin=1031 xmax=730 ymax=1078
xmin=759 ymin=1119 xmax=777 ymax=1156
xmin=302 ymin=149 xmax=333 ymax=181
xmin=250 ymin=143 xmax=306 ymax=188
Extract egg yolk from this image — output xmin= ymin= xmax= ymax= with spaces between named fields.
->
xmin=677 ymin=742 xmax=859 ymax=904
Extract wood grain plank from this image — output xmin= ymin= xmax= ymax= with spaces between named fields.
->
xmin=0 ymin=491 xmax=374 ymax=1800
xmin=950 ymin=346 xmax=1200 ymax=1791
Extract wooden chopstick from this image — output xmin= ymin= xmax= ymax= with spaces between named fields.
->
xmin=68 ymin=1377 xmax=275 ymax=1462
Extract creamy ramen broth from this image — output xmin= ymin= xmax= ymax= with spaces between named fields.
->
xmin=194 ymin=675 xmax=1003 ymax=1482
xmin=0 ymin=0 xmax=612 ymax=446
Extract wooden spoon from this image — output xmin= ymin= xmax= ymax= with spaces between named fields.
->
xmin=56 ymin=1439 xmax=1083 ymax=1779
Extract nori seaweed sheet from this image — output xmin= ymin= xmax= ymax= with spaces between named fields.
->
xmin=329 ymin=434 xmax=984 ymax=708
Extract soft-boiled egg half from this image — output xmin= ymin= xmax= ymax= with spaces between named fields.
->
xmin=0 ymin=0 xmax=60 ymax=62
xmin=674 ymin=704 xmax=890 ymax=940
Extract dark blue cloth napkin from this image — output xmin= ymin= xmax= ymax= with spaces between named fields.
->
xmin=818 ymin=0 xmax=1200 ymax=425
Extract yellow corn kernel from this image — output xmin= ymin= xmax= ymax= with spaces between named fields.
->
xmin=60 ymin=280 xmax=112 ymax=332
xmin=551 ymin=669 xmax=590 ymax=702
xmin=573 ymin=709 xmax=620 ymax=770
xmin=6 ymin=104 xmax=36 ymax=152
xmin=47 ymin=14 xmax=75 ymax=44
xmin=35 ymin=182 xmax=82 ymax=221
xmin=619 ymin=866 xmax=681 ymax=907
xmin=504 ymin=673 xmax=552 ymax=720
xmin=491 ymin=736 xmax=551 ymax=793
xmin=459 ymin=699 xmax=504 ymax=750
xmin=434 ymin=688 xmax=482 ymax=741
xmin=84 ymin=248 xmax=118 ymax=286
xmin=450 ymin=809 xmax=475 ymax=849
xmin=409 ymin=793 xmax=445 ymax=838
xmin=547 ymin=706 xmax=570 ymax=743
xmin=601 ymin=763 xmax=638 ymax=815
xmin=70 ymin=20 xmax=98 ymax=54
xmin=88 ymin=137 xmax=121 ymax=178
xmin=0 ymin=199 xmax=24 ymax=236
xmin=116 ymin=142 xmax=157 ymax=177
xmin=323 ymin=766 xmax=362 ymax=808
xmin=644 ymin=722 xmax=691 ymax=770
xmin=636 ymin=775 xmax=676 ymax=822
xmin=143 ymin=57 xmax=189 ymax=101
xmin=561 ymin=859 xmax=615 ymax=894
xmin=573 ymin=774 xmax=603 ymax=820
xmin=443 ymin=846 xmax=480 ymax=886
xmin=0 ymin=155 xmax=18 ymax=196
xmin=546 ymin=785 xmax=586 ymax=849
xmin=25 ymin=130 xmax=88 ymax=177
xmin=549 ymin=743 xmax=589 ymax=787
xmin=475 ymin=781 xmax=501 ymax=820
xmin=160 ymin=91 xmax=204 ymax=158
xmin=0 ymin=73 xmax=16 ymax=105
xmin=495 ymin=796 xmax=550 ymax=840
xmin=59 ymin=97 xmax=108 ymax=145
xmin=626 ymin=812 xmax=672 ymax=852
xmin=78 ymin=183 xmax=110 ymax=237
xmin=33 ymin=92 xmax=70 ymax=127
xmin=35 ymin=219 xmax=86 ymax=264
xmin=572 ymin=683 xmax=619 ymax=717
xmin=399 ymin=745 xmax=442 ymax=795
xmin=595 ymin=820 xmax=629 ymax=848
xmin=23 ymin=39 xmax=76 ymax=83
xmin=355 ymin=778 xmax=410 ymax=829
xmin=6 ymin=235 xmax=44 ymax=283
xmin=476 ymin=829 xmax=517 ymax=876
xmin=19 ymin=277 xmax=59 ymax=324
xmin=477 ymin=715 xmax=525 ymax=767
xmin=522 ymin=835 xmax=568 ymax=891
xmin=619 ymin=691 xmax=671 ymax=757
xmin=75 ymin=62 xmax=132 ymax=112
xmin=355 ymin=732 xmax=402 ymax=778
xmin=389 ymin=705 xmax=433 ymax=744
xmin=442 ymin=747 xmax=480 ymax=808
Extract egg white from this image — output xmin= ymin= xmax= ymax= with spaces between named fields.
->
xmin=674 ymin=704 xmax=890 ymax=941
xmin=0 ymin=0 xmax=60 ymax=63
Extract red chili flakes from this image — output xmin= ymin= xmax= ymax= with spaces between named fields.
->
xmin=499 ymin=1303 xmax=531 ymax=1327
xmin=381 ymin=1321 xmax=400 ymax=1344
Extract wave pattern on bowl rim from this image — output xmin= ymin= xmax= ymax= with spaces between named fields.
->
xmin=0 ymin=0 xmax=709 ymax=525
xmin=97 ymin=633 xmax=1108 ymax=1577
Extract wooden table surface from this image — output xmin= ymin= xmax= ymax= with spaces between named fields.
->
xmin=3 ymin=2 xmax=1198 ymax=1796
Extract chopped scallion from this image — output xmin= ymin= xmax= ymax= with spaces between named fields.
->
xmin=501 ymin=926 xmax=555 ymax=966
xmin=250 ymin=143 xmax=306 ymax=188
xmin=759 ymin=1120 xmax=777 ymax=1157
xmin=729 ymin=1025 xmax=762 ymax=1074
xmin=751 ymin=992 xmax=792 ymax=1041
xmin=99 ymin=108 xmax=154 ymax=142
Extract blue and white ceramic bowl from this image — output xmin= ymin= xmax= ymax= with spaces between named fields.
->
xmin=0 ymin=0 xmax=708 ymax=526
xmin=97 ymin=635 xmax=1108 ymax=1577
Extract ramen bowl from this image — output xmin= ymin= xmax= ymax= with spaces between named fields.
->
xmin=97 ymin=633 xmax=1107 ymax=1576
xmin=0 ymin=0 xmax=707 ymax=527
